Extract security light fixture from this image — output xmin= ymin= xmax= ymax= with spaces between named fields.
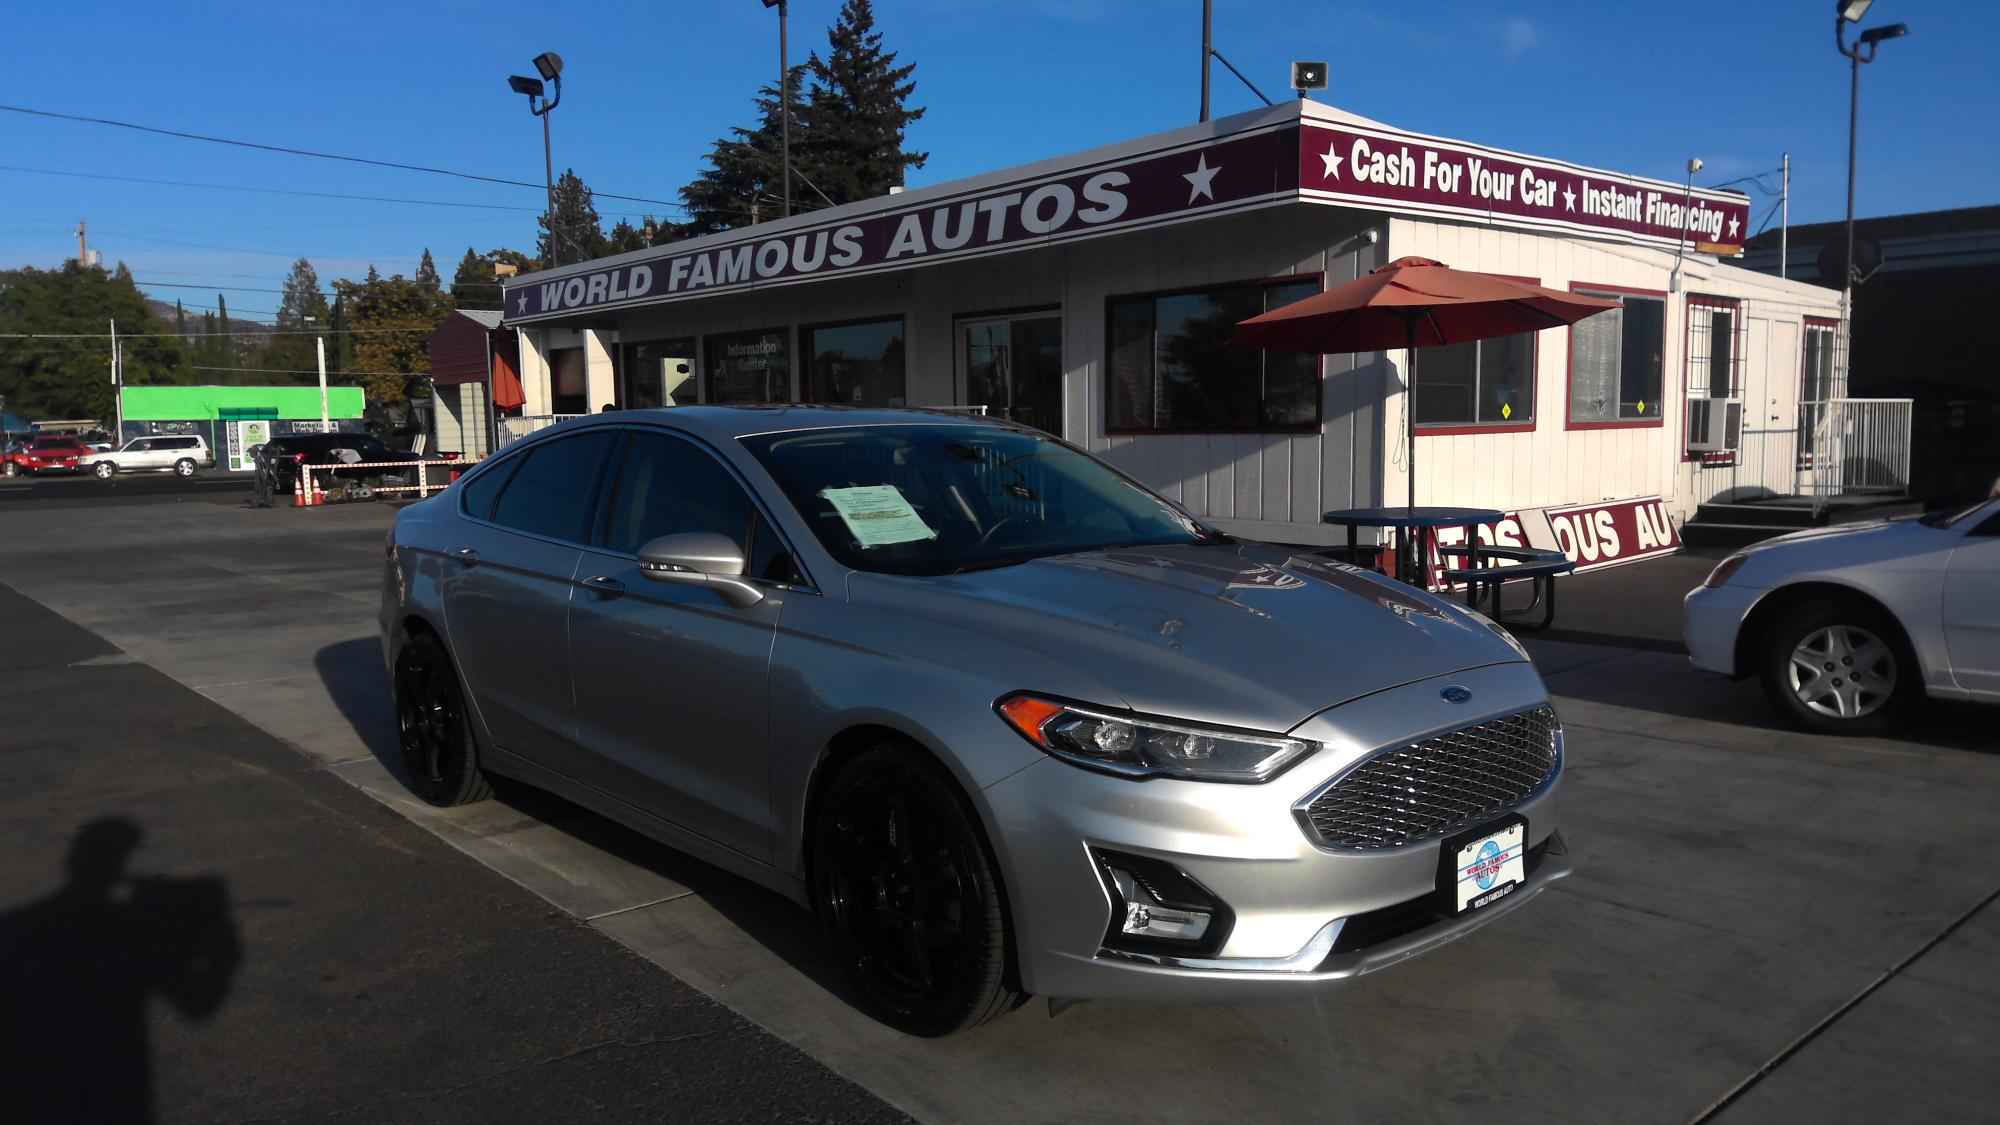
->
xmin=1858 ymin=22 xmax=1908 ymax=44
xmin=507 ymin=74 xmax=544 ymax=98
xmin=1291 ymin=61 xmax=1328 ymax=92
xmin=1687 ymin=157 xmax=1704 ymax=175
xmin=1836 ymin=0 xmax=1874 ymax=23
xmin=533 ymin=52 xmax=563 ymax=81
xmin=509 ymin=51 xmax=565 ymax=265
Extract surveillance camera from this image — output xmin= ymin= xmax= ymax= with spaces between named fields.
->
xmin=1687 ymin=157 xmax=1705 ymax=174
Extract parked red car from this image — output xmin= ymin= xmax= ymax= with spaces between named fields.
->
xmin=3 ymin=436 xmax=93 ymax=476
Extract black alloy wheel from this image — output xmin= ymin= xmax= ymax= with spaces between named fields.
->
xmin=393 ymin=634 xmax=493 ymax=806
xmin=812 ymin=747 xmax=1017 ymax=1036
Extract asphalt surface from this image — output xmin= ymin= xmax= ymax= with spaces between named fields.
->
xmin=3 ymin=486 xmax=1996 ymax=1124
xmin=0 ymin=580 xmax=907 ymax=1124
xmin=0 ymin=470 xmax=253 ymax=509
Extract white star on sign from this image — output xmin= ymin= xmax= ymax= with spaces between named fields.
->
xmin=514 ymin=291 xmax=527 ymax=315
xmin=1562 ymin=185 xmax=1576 ymax=212
xmin=1319 ymin=144 xmax=1343 ymax=181
xmin=1727 ymin=214 xmax=1741 ymax=239
xmin=1184 ymin=153 xmax=1221 ymax=203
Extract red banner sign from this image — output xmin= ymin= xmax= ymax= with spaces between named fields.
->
xmin=1542 ymin=496 xmax=1681 ymax=572
xmin=1299 ymin=121 xmax=1749 ymax=253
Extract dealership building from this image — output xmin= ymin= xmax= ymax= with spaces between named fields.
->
xmin=498 ymin=100 xmax=1842 ymax=560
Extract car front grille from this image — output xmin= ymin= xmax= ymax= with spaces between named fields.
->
xmin=1298 ymin=707 xmax=1561 ymax=850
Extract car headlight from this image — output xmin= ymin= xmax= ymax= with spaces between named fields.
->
xmin=1702 ymin=554 xmax=1749 ymax=588
xmin=996 ymin=694 xmax=1314 ymax=782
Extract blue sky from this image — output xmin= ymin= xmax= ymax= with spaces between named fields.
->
xmin=3 ymin=0 xmax=1989 ymax=323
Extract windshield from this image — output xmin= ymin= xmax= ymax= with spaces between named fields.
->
xmin=1921 ymin=497 xmax=1999 ymax=529
xmin=741 ymin=424 xmax=1220 ymax=575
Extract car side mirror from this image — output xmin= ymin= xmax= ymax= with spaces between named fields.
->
xmin=636 ymin=532 xmax=764 ymax=608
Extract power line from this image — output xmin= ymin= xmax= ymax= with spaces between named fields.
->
xmin=0 ymin=103 xmax=683 ymax=207
xmin=0 ymin=164 xmax=546 ymax=212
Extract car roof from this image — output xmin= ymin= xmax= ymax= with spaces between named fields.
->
xmin=550 ymin=405 xmax=1022 ymax=443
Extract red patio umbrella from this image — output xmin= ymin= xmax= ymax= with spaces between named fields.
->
xmin=1232 ymin=256 xmax=1619 ymax=526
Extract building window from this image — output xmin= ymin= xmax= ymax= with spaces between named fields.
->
xmin=623 ymin=338 xmax=697 ymax=408
xmin=1414 ymin=334 xmax=1536 ymax=428
xmin=805 ymin=318 xmax=906 ymax=407
xmin=1107 ymin=278 xmax=1319 ymax=431
xmin=1567 ymin=290 xmax=1666 ymax=425
xmin=705 ymin=327 xmax=790 ymax=404
xmin=1687 ymin=298 xmax=1739 ymax=399
xmin=1801 ymin=320 xmax=1836 ymax=405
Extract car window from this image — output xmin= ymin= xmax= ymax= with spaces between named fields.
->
xmin=127 ymin=439 xmax=155 ymax=452
xmin=602 ymin=430 xmax=755 ymax=555
xmin=487 ymin=432 xmax=615 ymax=542
xmin=459 ymin=457 xmax=521 ymax=521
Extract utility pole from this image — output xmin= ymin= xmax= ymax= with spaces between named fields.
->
xmin=110 ymin=318 xmax=123 ymax=441
xmin=76 ymin=221 xmax=89 ymax=266
xmin=1199 ymin=0 xmax=1213 ymax=122
xmin=317 ymin=333 xmax=330 ymax=431
xmin=1779 ymin=152 xmax=1791 ymax=280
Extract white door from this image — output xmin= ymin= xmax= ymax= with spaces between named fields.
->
xmin=1942 ymin=513 xmax=2000 ymax=697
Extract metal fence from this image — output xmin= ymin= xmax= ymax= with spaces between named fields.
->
xmin=495 ymin=414 xmax=582 ymax=449
xmin=1802 ymin=398 xmax=1913 ymax=512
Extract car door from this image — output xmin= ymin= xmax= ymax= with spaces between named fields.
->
xmin=1942 ymin=508 xmax=2000 ymax=697
xmin=567 ymin=427 xmax=800 ymax=862
xmin=119 ymin=437 xmax=158 ymax=469
xmin=441 ymin=429 xmax=617 ymax=771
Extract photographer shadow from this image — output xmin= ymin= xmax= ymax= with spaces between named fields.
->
xmin=0 ymin=817 xmax=243 ymax=1125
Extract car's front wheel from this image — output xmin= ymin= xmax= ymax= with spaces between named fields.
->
xmin=93 ymin=461 xmax=117 ymax=479
xmin=173 ymin=458 xmax=197 ymax=478
xmin=393 ymin=634 xmax=493 ymax=806
xmin=1758 ymin=600 xmax=1907 ymax=734
xmin=812 ymin=746 xmax=1017 ymax=1036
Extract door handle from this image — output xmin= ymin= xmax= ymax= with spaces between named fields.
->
xmin=452 ymin=546 xmax=480 ymax=565
xmin=581 ymin=574 xmax=625 ymax=596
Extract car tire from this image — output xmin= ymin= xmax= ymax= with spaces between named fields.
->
xmin=1757 ymin=599 xmax=1909 ymax=735
xmin=393 ymin=634 xmax=493 ymax=807
xmin=5 ymin=461 xmax=21 ymax=477
xmin=94 ymin=461 xmax=117 ymax=479
xmin=174 ymin=458 xmax=197 ymax=478
xmin=811 ymin=745 xmax=1018 ymax=1036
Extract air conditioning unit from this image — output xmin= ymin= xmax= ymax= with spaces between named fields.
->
xmin=1686 ymin=397 xmax=1743 ymax=453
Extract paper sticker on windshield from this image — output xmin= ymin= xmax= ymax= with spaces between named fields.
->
xmin=818 ymin=485 xmax=938 ymax=548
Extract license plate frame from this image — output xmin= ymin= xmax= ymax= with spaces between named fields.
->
xmin=1436 ymin=813 xmax=1529 ymax=914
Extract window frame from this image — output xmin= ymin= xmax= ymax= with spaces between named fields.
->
xmin=589 ymin=424 xmax=818 ymax=594
xmin=460 ymin=429 xmax=620 ymax=549
xmin=1680 ymin=293 xmax=1744 ymax=463
xmin=1563 ymin=282 xmax=1669 ymax=431
xmin=1102 ymin=272 xmax=1326 ymax=436
xmin=800 ymin=314 xmax=909 ymax=408
xmin=1412 ymin=272 xmax=1541 ymax=437
xmin=1800 ymin=316 xmax=1840 ymax=404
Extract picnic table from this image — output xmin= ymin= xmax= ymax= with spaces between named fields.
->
xmin=1322 ymin=505 xmax=1573 ymax=630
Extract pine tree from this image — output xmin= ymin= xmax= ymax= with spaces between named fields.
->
xmin=801 ymin=0 xmax=927 ymax=203
xmin=679 ymin=70 xmax=804 ymax=236
xmin=449 ymin=247 xmax=494 ymax=309
xmin=607 ymin=219 xmax=648 ymax=255
xmin=175 ymin=299 xmax=187 ymax=340
xmin=258 ymin=258 xmax=331 ymax=383
xmin=213 ymin=294 xmax=236 ymax=374
xmin=538 ymin=170 xmax=610 ymax=266
xmin=416 ymin=248 xmax=441 ymax=292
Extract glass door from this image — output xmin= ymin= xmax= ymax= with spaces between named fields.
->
xmin=959 ymin=313 xmax=1061 ymax=433
xmin=622 ymin=337 xmax=698 ymax=409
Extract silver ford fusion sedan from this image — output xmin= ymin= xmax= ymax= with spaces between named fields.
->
xmin=379 ymin=407 xmax=1570 ymax=1035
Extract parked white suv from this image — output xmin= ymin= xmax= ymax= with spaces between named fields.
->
xmin=87 ymin=435 xmax=214 ymax=479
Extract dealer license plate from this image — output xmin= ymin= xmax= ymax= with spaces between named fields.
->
xmin=1451 ymin=822 xmax=1526 ymax=913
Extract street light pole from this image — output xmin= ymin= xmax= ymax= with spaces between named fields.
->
xmin=1834 ymin=2 xmax=1907 ymax=394
xmin=509 ymin=53 xmax=564 ymax=267
xmin=763 ymin=0 xmax=792 ymax=218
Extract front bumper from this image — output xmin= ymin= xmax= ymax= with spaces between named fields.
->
xmin=981 ymin=661 xmax=1568 ymax=1002
xmin=1683 ymin=584 xmax=1761 ymax=676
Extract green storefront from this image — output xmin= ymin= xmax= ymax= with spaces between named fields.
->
xmin=120 ymin=385 xmax=366 ymax=471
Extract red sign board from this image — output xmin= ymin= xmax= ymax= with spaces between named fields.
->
xmin=1299 ymin=121 xmax=1750 ymax=253
xmin=1542 ymin=496 xmax=1681 ymax=572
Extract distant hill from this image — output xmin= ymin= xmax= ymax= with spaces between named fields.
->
xmin=146 ymin=299 xmax=270 ymax=369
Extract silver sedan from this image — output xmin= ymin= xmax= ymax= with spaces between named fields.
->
xmin=379 ymin=407 xmax=1570 ymax=1034
xmin=1684 ymin=497 xmax=2000 ymax=732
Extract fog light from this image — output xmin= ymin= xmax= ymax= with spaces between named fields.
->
xmin=1092 ymin=849 xmax=1233 ymax=957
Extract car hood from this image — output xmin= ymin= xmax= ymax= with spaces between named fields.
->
xmin=847 ymin=541 xmax=1528 ymax=733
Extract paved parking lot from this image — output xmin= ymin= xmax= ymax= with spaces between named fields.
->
xmin=2 ymin=491 xmax=1994 ymax=1123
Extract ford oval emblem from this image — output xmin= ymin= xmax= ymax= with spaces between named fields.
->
xmin=1441 ymin=686 xmax=1473 ymax=704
